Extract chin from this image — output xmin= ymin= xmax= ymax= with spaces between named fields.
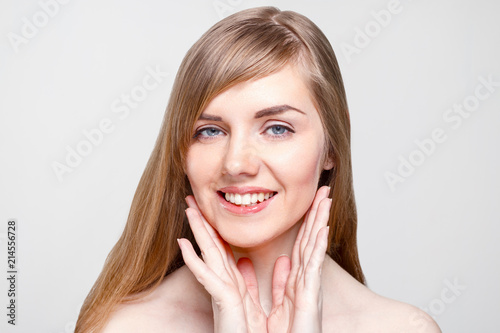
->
xmin=216 ymin=221 xmax=298 ymax=251
xmin=221 ymin=231 xmax=272 ymax=249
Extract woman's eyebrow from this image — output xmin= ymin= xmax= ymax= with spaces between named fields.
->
xmin=254 ymin=104 xmax=305 ymax=118
xmin=198 ymin=104 xmax=305 ymax=121
xmin=198 ymin=114 xmax=222 ymax=121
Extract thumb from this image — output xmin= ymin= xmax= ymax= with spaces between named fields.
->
xmin=272 ymin=255 xmax=291 ymax=307
xmin=237 ymin=258 xmax=260 ymax=305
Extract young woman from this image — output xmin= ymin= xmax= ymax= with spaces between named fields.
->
xmin=76 ymin=6 xmax=440 ymax=332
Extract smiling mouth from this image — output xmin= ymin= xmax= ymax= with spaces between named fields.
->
xmin=218 ymin=191 xmax=276 ymax=207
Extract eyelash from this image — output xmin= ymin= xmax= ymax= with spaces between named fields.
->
xmin=192 ymin=127 xmax=223 ymax=140
xmin=263 ymin=124 xmax=294 ymax=139
xmin=192 ymin=124 xmax=295 ymax=140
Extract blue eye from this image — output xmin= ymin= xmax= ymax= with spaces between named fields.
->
xmin=194 ymin=127 xmax=223 ymax=139
xmin=265 ymin=125 xmax=294 ymax=138
xmin=202 ymin=128 xmax=221 ymax=136
xmin=270 ymin=125 xmax=286 ymax=135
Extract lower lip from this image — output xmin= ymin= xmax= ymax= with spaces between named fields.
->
xmin=218 ymin=193 xmax=275 ymax=215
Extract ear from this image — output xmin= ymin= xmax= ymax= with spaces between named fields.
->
xmin=323 ymin=154 xmax=335 ymax=171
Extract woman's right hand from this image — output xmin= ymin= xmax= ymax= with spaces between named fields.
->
xmin=178 ymin=196 xmax=267 ymax=333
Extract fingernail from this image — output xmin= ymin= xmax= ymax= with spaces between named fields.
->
xmin=177 ymin=238 xmax=182 ymax=248
xmin=326 ymin=186 xmax=331 ymax=196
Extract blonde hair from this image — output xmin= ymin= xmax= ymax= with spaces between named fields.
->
xmin=76 ymin=6 xmax=364 ymax=332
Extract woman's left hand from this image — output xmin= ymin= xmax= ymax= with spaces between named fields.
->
xmin=264 ymin=186 xmax=331 ymax=333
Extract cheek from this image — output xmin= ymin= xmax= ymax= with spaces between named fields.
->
xmin=270 ymin=140 xmax=324 ymax=186
xmin=263 ymin=145 xmax=323 ymax=230
xmin=266 ymin=139 xmax=324 ymax=214
xmin=185 ymin=148 xmax=210 ymax=197
xmin=185 ymin=150 xmax=198 ymax=189
xmin=185 ymin=147 xmax=220 ymax=214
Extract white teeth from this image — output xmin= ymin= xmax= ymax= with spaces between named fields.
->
xmin=222 ymin=191 xmax=274 ymax=206
xmin=242 ymin=193 xmax=251 ymax=205
xmin=234 ymin=193 xmax=242 ymax=205
xmin=251 ymin=193 xmax=258 ymax=204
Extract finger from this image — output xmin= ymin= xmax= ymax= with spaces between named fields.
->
xmin=185 ymin=196 xmax=246 ymax=288
xmin=272 ymin=255 xmax=291 ymax=307
xmin=237 ymin=258 xmax=261 ymax=305
xmin=302 ymin=198 xmax=331 ymax=265
xmin=185 ymin=195 xmax=209 ymax=226
xmin=301 ymin=186 xmax=329 ymax=226
xmin=291 ymin=220 xmax=306 ymax=268
xmin=300 ymin=186 xmax=330 ymax=256
xmin=288 ymin=220 xmax=306 ymax=290
xmin=186 ymin=196 xmax=229 ymax=261
xmin=185 ymin=208 xmax=226 ymax=269
xmin=304 ymin=226 xmax=329 ymax=288
xmin=177 ymin=238 xmax=226 ymax=296
xmin=290 ymin=187 xmax=329 ymax=290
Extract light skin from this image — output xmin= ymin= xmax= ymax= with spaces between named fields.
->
xmin=101 ymin=64 xmax=442 ymax=333
xmin=184 ymin=64 xmax=333 ymax=252
xmin=176 ymin=63 xmax=334 ymax=331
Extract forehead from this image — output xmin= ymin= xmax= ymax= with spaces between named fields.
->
xmin=201 ymin=64 xmax=317 ymax=117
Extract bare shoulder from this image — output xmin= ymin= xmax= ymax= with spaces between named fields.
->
xmin=321 ymin=257 xmax=441 ymax=333
xmin=360 ymin=294 xmax=441 ymax=333
xmin=102 ymin=266 xmax=213 ymax=333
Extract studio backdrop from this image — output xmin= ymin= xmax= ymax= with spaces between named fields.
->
xmin=1 ymin=0 xmax=499 ymax=332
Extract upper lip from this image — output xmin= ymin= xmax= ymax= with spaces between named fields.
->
xmin=218 ymin=186 xmax=275 ymax=194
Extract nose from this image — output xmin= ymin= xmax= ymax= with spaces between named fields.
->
xmin=222 ymin=134 xmax=260 ymax=177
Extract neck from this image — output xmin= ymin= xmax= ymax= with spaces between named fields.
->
xmin=230 ymin=221 xmax=302 ymax=314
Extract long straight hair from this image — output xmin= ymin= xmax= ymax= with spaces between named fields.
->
xmin=76 ymin=6 xmax=364 ymax=332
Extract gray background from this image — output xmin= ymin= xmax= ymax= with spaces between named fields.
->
xmin=1 ymin=0 xmax=499 ymax=332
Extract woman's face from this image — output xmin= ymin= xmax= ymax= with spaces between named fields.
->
xmin=185 ymin=64 xmax=333 ymax=249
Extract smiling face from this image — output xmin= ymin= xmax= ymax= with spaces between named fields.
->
xmin=185 ymin=64 xmax=334 ymax=249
